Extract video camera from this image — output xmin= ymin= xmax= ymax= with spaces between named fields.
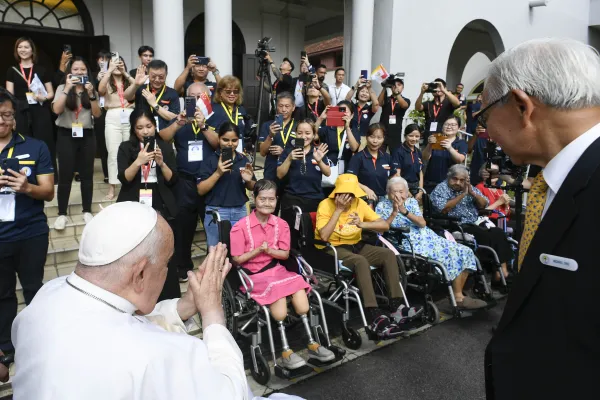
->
xmin=382 ymin=72 xmax=405 ymax=88
xmin=255 ymin=37 xmax=276 ymax=59
xmin=426 ymin=82 xmax=441 ymax=93
xmin=485 ymin=141 xmax=527 ymax=179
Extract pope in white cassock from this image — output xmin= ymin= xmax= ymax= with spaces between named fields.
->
xmin=10 ymin=202 xmax=249 ymax=399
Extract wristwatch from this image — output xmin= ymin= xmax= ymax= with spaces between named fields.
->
xmin=213 ymin=69 xmax=220 ymax=76
xmin=153 ymin=104 xmax=160 ymax=112
xmin=401 ymin=209 xmax=409 ymax=217
xmin=89 ymin=96 xmax=97 ymax=101
xmin=200 ymin=124 xmax=209 ymax=132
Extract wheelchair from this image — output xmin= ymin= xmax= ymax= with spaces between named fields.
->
xmin=209 ymin=210 xmax=344 ymax=385
xmin=288 ymin=205 xmax=418 ymax=346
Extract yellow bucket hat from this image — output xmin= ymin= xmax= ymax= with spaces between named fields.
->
xmin=328 ymin=174 xmax=367 ymax=199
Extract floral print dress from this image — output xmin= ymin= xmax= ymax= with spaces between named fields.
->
xmin=375 ymin=197 xmax=477 ymax=280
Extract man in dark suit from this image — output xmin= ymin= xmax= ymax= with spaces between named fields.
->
xmin=479 ymin=38 xmax=600 ymax=399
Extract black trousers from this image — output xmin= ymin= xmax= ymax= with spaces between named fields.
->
xmin=17 ymin=103 xmax=57 ymax=179
xmin=462 ymin=224 xmax=513 ymax=264
xmin=94 ymin=110 xmax=109 ymax=179
xmin=158 ymin=219 xmax=183 ymax=301
xmin=173 ymin=177 xmax=205 ymax=274
xmin=56 ymin=127 xmax=96 ymax=215
xmin=0 ymin=233 xmax=49 ymax=352
xmin=280 ymin=193 xmax=322 ymax=248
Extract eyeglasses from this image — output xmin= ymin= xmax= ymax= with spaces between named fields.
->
xmin=477 ymin=94 xmax=508 ymax=129
xmin=0 ymin=112 xmax=15 ymax=121
xmin=222 ymin=89 xmax=240 ymax=95
xmin=443 ymin=123 xmax=459 ymax=128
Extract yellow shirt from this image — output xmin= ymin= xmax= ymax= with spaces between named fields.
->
xmin=315 ymin=197 xmax=381 ymax=247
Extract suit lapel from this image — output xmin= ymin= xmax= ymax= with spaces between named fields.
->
xmin=496 ymin=135 xmax=600 ymax=333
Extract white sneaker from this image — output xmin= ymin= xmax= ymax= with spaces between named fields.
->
xmin=83 ymin=212 xmax=94 ymax=224
xmin=53 ymin=215 xmax=68 ymax=231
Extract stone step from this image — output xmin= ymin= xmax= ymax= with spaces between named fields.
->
xmin=44 ymin=187 xmax=117 ymax=218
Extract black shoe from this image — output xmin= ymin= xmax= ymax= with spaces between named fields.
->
xmin=365 ymin=307 xmax=387 ymax=323
xmin=103 ymin=177 xmax=109 ymax=184
xmin=74 ymin=173 xmax=81 ymax=182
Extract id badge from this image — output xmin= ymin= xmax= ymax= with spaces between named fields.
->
xmin=26 ymin=92 xmax=36 ymax=105
xmin=154 ymin=116 xmax=160 ymax=132
xmin=72 ymin=123 xmax=84 ymax=138
xmin=120 ymin=109 xmax=129 ymax=124
xmin=236 ymin=139 xmax=243 ymax=154
xmin=338 ymin=160 xmax=345 ymax=174
xmin=99 ymin=96 xmax=105 ymax=108
xmin=0 ymin=193 xmax=16 ymax=222
xmin=188 ymin=140 xmax=203 ymax=162
xmin=389 ymin=115 xmax=397 ymax=125
xmin=430 ymin=122 xmax=438 ymax=132
xmin=139 ymin=189 xmax=152 ymax=206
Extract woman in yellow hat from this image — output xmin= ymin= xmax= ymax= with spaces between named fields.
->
xmin=314 ymin=174 xmax=422 ymax=337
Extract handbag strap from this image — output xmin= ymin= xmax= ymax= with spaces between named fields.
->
xmin=337 ymin=131 xmax=347 ymax=160
xmin=11 ymin=66 xmax=26 ymax=84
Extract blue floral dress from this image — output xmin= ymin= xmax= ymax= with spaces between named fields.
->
xmin=375 ymin=197 xmax=477 ymax=280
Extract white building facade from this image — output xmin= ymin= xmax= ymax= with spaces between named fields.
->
xmin=1 ymin=0 xmax=599 ymax=109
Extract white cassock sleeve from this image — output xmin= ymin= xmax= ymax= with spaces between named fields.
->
xmin=145 ymin=299 xmax=188 ymax=333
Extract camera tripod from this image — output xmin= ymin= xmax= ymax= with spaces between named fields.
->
xmin=251 ymin=56 xmax=274 ymax=169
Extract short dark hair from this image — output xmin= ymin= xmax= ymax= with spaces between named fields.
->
xmin=367 ymin=123 xmax=385 ymax=137
xmin=148 ymin=59 xmax=168 ymax=74
xmin=337 ymin=100 xmax=354 ymax=114
xmin=282 ymin=57 xmax=295 ymax=72
xmin=444 ymin=115 xmax=461 ymax=125
xmin=138 ymin=46 xmax=154 ymax=57
xmin=434 ymin=78 xmax=447 ymax=87
xmin=14 ymin=37 xmax=37 ymax=63
xmin=218 ymin=121 xmax=240 ymax=137
xmin=457 ymin=83 xmax=464 ymax=87
xmin=129 ymin=108 xmax=157 ymax=142
xmin=317 ymin=64 xmax=327 ymax=70
xmin=0 ymin=87 xmax=17 ymax=110
xmin=96 ymin=50 xmax=111 ymax=60
xmin=334 ymin=67 xmax=345 ymax=75
xmin=253 ymin=179 xmax=278 ymax=198
xmin=404 ymin=123 xmax=421 ymax=136
xmin=276 ymin=91 xmax=295 ymax=105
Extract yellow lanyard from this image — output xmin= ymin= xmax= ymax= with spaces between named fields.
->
xmin=147 ymin=85 xmax=166 ymax=110
xmin=337 ymin=126 xmax=345 ymax=150
xmin=192 ymin=121 xmax=201 ymax=139
xmin=7 ymin=147 xmax=14 ymax=158
xmin=221 ymin=102 xmax=239 ymax=125
xmin=280 ymin=119 xmax=294 ymax=146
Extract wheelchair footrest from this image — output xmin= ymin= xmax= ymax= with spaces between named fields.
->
xmin=274 ymin=364 xmax=314 ymax=380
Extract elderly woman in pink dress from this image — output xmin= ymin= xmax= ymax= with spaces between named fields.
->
xmin=230 ymin=180 xmax=335 ymax=370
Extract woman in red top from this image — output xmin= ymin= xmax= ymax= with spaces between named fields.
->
xmin=475 ymin=163 xmax=511 ymax=222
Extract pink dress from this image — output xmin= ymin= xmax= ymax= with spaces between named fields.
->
xmin=230 ymin=211 xmax=311 ymax=306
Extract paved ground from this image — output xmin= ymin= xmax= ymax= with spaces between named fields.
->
xmin=280 ymin=299 xmax=505 ymax=400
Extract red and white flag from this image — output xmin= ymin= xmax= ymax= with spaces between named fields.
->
xmin=371 ymin=64 xmax=390 ymax=83
xmin=197 ymin=92 xmax=214 ymax=119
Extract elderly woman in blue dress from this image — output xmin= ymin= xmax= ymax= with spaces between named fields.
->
xmin=375 ymin=176 xmax=487 ymax=310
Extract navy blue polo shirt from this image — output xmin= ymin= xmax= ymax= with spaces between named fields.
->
xmin=206 ymin=102 xmax=248 ymax=134
xmin=469 ymin=137 xmax=488 ymax=186
xmin=392 ymin=144 xmax=423 ymax=184
xmin=134 ymin=85 xmax=180 ymax=131
xmin=347 ymin=149 xmax=395 ymax=197
xmin=0 ymin=134 xmax=53 ymax=242
xmin=258 ymin=119 xmax=297 ymax=181
xmin=351 ymin=100 xmax=376 ymax=137
xmin=318 ymin=124 xmax=358 ymax=168
xmin=173 ymin=123 xmax=214 ymax=178
xmin=466 ymin=102 xmax=482 ymax=133
xmin=424 ymin=139 xmax=468 ymax=184
xmin=278 ymin=147 xmax=329 ymax=200
xmin=198 ymin=150 xmax=256 ymax=207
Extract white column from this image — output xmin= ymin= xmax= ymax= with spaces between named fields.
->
xmin=206 ymin=0 xmax=233 ymax=76
xmin=349 ymin=0 xmax=374 ymax=84
xmin=152 ymin=0 xmax=184 ymax=87
xmin=343 ymin=0 xmax=353 ymax=84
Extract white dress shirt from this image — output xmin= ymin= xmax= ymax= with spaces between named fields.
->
xmin=329 ymin=83 xmax=351 ymax=106
xmin=542 ymin=122 xmax=600 ymax=217
xmin=294 ymin=79 xmax=305 ymax=108
xmin=11 ymin=273 xmax=248 ymax=400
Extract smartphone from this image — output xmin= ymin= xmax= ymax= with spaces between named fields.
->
xmin=143 ymin=136 xmax=156 ymax=151
xmin=111 ymin=52 xmax=119 ymax=63
xmin=294 ymin=137 xmax=305 ymax=150
xmin=63 ymin=44 xmax=72 ymax=55
xmin=2 ymin=158 xmax=20 ymax=175
xmin=185 ymin=96 xmax=197 ymax=119
xmin=361 ymin=69 xmax=368 ymax=80
xmin=73 ymin=75 xmax=89 ymax=84
xmin=301 ymin=51 xmax=307 ymax=59
xmin=274 ymin=114 xmax=284 ymax=127
xmin=196 ymin=57 xmax=209 ymax=65
xmin=222 ymin=147 xmax=233 ymax=164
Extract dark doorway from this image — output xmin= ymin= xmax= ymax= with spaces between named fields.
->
xmin=184 ymin=14 xmax=247 ymax=82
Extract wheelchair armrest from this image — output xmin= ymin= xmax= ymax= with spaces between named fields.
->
xmin=313 ymin=239 xmax=332 ymax=247
xmin=290 ymin=248 xmax=302 ymax=258
xmin=237 ymin=267 xmax=254 ymax=294
xmin=390 ymin=226 xmax=410 ymax=234
xmin=431 ymin=213 xmax=461 ymax=222
xmin=478 ymin=209 xmax=493 ymax=216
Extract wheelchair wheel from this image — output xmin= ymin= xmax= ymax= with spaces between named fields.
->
xmin=342 ymin=325 xmax=362 ymax=350
xmin=222 ymin=280 xmax=238 ymax=338
xmin=425 ymin=301 xmax=440 ymax=325
xmin=251 ymin=353 xmax=271 ymax=385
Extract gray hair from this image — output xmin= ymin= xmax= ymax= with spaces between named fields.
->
xmin=386 ymin=176 xmax=409 ymax=193
xmin=277 ymin=91 xmax=295 ymax=104
xmin=447 ymin=164 xmax=469 ymax=179
xmin=186 ymin=82 xmax=210 ymax=96
xmin=485 ymin=38 xmax=600 ymax=109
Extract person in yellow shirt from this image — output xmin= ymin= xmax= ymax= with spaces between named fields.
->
xmin=315 ymin=174 xmax=422 ymax=337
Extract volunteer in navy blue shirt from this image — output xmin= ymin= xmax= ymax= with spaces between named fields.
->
xmin=206 ymin=75 xmax=250 ymax=154
xmin=468 ymin=124 xmax=490 ymax=186
xmin=277 ymin=119 xmax=331 ymax=229
xmin=422 ymin=116 xmax=467 ymax=195
xmin=198 ymin=122 xmax=256 ymax=247
xmin=159 ymin=82 xmax=219 ymax=281
xmin=0 ymin=88 xmax=55 ymax=355
xmin=347 ymin=123 xmax=395 ymax=202
xmin=392 ymin=123 xmax=424 ymax=199
xmin=174 ymin=55 xmax=221 ymax=97
xmin=316 ymin=101 xmax=359 ymax=170
xmin=466 ymin=94 xmax=483 ymax=134
xmin=125 ymin=60 xmax=179 ymax=132
xmin=345 ymin=77 xmax=379 ymax=148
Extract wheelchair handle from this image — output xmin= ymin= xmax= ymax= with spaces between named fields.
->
xmin=209 ymin=209 xmax=221 ymax=226
xmin=237 ymin=267 xmax=254 ymax=294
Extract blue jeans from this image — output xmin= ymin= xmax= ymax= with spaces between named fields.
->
xmin=204 ymin=205 xmax=248 ymax=248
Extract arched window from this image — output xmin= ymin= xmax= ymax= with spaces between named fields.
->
xmin=0 ymin=0 xmax=87 ymax=32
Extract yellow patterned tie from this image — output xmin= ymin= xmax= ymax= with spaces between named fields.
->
xmin=518 ymin=172 xmax=549 ymax=270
